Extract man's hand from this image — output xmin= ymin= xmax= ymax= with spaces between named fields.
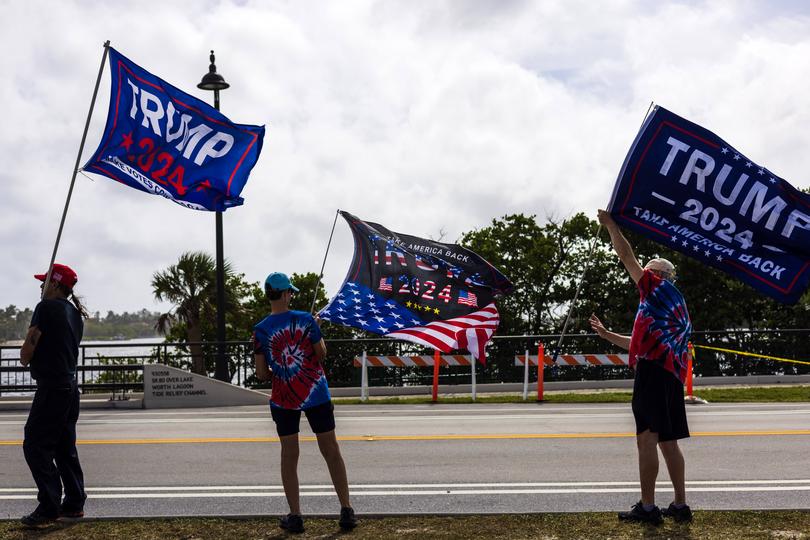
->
xmin=588 ymin=313 xmax=632 ymax=351
xmin=589 ymin=313 xmax=608 ymax=338
xmin=597 ymin=209 xmax=616 ymax=229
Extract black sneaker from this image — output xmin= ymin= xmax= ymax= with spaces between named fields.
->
xmin=279 ymin=513 xmax=305 ymax=534
xmin=20 ymin=509 xmax=57 ymax=529
xmin=59 ymin=504 xmax=85 ymax=519
xmin=339 ymin=506 xmax=357 ymax=530
xmin=618 ymin=501 xmax=663 ymax=525
xmin=60 ymin=494 xmax=87 ymax=519
xmin=662 ymin=502 xmax=693 ymax=522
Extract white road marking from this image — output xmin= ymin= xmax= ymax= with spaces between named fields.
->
xmin=0 ymin=405 xmax=810 ymax=426
xmin=0 ymin=401 xmax=805 ymax=420
xmin=1 ymin=408 xmax=809 ymax=426
xmin=1 ymin=480 xmax=809 ymax=500
xmin=4 ymin=479 xmax=810 ymax=492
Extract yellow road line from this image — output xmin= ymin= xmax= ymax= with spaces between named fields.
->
xmin=1 ymin=430 xmax=809 ymax=446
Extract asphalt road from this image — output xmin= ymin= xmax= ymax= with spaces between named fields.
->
xmin=1 ymin=402 xmax=809 ymax=519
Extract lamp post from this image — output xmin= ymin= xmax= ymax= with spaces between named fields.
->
xmin=197 ymin=51 xmax=230 ymax=382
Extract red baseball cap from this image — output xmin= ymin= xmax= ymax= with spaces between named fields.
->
xmin=34 ymin=264 xmax=78 ymax=288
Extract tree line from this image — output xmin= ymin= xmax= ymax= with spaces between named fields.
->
xmin=150 ymin=212 xmax=809 ymax=382
xmin=0 ymin=307 xmax=160 ymax=342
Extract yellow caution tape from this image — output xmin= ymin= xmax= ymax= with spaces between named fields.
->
xmin=693 ymin=344 xmax=810 ymax=367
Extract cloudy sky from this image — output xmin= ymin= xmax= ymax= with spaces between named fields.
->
xmin=3 ymin=0 xmax=810 ymax=315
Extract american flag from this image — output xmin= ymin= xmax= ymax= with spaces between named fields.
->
xmin=387 ymin=303 xmax=499 ymax=363
xmin=320 ymin=212 xmax=513 ymax=364
xmin=415 ymin=255 xmax=438 ymax=271
xmin=319 ymin=281 xmax=500 ymax=363
xmin=457 ymin=289 xmax=478 ymax=307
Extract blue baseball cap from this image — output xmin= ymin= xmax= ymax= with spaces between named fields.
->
xmin=265 ymin=272 xmax=299 ymax=292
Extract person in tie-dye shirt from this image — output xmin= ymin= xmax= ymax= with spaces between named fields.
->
xmin=589 ymin=210 xmax=692 ymax=525
xmin=253 ymin=272 xmax=356 ymax=533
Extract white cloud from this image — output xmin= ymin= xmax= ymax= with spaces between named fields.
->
xmin=2 ymin=0 xmax=810 ymax=316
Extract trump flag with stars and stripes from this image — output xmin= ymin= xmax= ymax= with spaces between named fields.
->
xmin=608 ymin=105 xmax=810 ymax=303
xmin=319 ymin=211 xmax=514 ymax=363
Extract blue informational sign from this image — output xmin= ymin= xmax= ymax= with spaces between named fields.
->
xmin=609 ymin=106 xmax=810 ymax=304
xmin=84 ymin=47 xmax=265 ymax=211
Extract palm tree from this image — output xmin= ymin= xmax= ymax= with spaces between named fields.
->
xmin=152 ymin=252 xmax=234 ymax=375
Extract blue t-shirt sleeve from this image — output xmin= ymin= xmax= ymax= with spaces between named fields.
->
xmin=253 ymin=323 xmax=267 ymax=353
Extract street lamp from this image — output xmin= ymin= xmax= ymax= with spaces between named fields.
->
xmin=197 ymin=50 xmax=230 ymax=383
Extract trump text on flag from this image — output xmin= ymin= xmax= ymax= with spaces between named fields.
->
xmin=84 ymin=48 xmax=264 ymax=212
xmin=609 ymin=106 xmax=810 ymax=303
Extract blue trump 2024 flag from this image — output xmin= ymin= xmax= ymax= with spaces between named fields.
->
xmin=83 ymin=47 xmax=265 ymax=211
xmin=609 ymin=105 xmax=810 ymax=304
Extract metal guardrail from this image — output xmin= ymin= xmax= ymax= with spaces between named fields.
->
xmin=0 ymin=341 xmax=254 ymax=395
xmin=1 ymin=329 xmax=808 ymax=395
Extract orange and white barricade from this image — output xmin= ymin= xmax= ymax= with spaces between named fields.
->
xmin=514 ymin=353 xmax=630 ymax=366
xmin=354 ymin=353 xmax=475 ymax=401
xmin=515 ymin=352 xmax=630 ymax=401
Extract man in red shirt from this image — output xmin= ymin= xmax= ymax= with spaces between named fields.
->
xmin=590 ymin=210 xmax=693 ymax=525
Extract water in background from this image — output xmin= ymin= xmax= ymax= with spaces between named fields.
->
xmin=1 ymin=337 xmax=168 ymax=395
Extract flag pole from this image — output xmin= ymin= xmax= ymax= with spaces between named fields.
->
xmin=550 ymin=226 xmax=601 ymax=362
xmin=41 ymin=40 xmax=110 ymax=297
xmin=551 ymin=100 xmax=655 ymax=359
xmin=310 ymin=208 xmax=340 ymax=314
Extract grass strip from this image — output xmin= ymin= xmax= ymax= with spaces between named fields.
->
xmin=332 ymin=385 xmax=810 ymax=405
xmin=1 ymin=511 xmax=808 ymax=539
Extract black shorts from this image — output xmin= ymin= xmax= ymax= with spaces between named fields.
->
xmin=270 ymin=401 xmax=336 ymax=437
xmin=632 ymin=361 xmax=690 ymax=442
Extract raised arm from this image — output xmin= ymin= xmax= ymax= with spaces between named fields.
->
xmin=598 ymin=209 xmax=643 ymax=284
xmin=589 ymin=313 xmax=631 ymax=351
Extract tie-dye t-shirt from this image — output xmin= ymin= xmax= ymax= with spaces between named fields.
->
xmin=629 ymin=270 xmax=692 ymax=384
xmin=253 ymin=310 xmax=331 ymax=410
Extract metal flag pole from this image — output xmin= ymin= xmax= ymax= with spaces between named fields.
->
xmin=41 ymin=40 xmax=110 ymax=298
xmin=550 ymin=100 xmax=655 ymax=360
xmin=550 ymin=225 xmax=602 ymax=362
xmin=310 ymin=208 xmax=341 ymax=314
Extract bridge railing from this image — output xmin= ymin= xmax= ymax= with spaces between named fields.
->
xmin=1 ymin=329 xmax=807 ymax=395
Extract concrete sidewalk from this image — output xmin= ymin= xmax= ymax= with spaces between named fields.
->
xmin=0 ymin=393 xmax=145 ymax=410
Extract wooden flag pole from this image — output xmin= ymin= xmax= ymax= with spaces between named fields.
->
xmin=42 ymin=40 xmax=110 ymax=297
xmin=310 ymin=208 xmax=340 ymax=314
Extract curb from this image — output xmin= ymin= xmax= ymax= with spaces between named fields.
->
xmin=2 ymin=509 xmax=810 ymax=521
